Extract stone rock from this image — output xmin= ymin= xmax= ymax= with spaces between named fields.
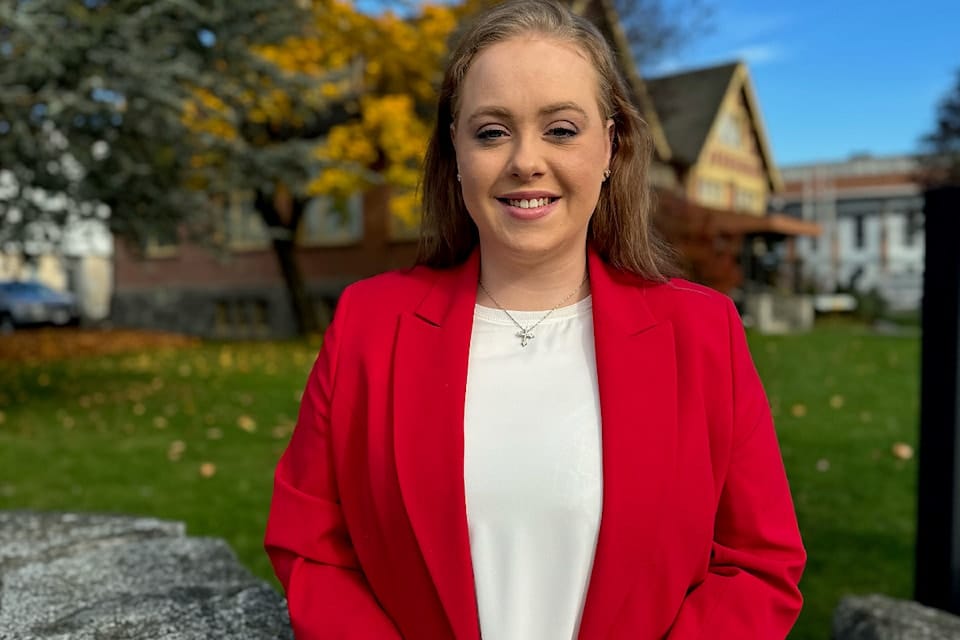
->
xmin=0 ymin=511 xmax=292 ymax=640
xmin=834 ymin=594 xmax=960 ymax=640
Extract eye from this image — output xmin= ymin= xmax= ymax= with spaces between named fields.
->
xmin=546 ymin=123 xmax=579 ymax=139
xmin=476 ymin=126 xmax=508 ymax=141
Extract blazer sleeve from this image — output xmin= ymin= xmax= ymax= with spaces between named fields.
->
xmin=264 ymin=286 xmax=402 ymax=639
xmin=666 ymin=298 xmax=806 ymax=639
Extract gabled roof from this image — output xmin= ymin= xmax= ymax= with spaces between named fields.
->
xmin=646 ymin=62 xmax=739 ymax=166
xmin=568 ymin=0 xmax=672 ymax=162
xmin=646 ymin=61 xmax=783 ymax=191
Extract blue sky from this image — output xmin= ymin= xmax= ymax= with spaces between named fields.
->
xmin=645 ymin=0 xmax=960 ymax=166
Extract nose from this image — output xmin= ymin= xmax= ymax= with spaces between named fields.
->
xmin=507 ymin=134 xmax=545 ymax=181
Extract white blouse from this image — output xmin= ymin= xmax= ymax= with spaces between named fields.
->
xmin=464 ymin=296 xmax=603 ymax=640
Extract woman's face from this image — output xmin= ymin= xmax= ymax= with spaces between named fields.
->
xmin=452 ymin=36 xmax=613 ymax=265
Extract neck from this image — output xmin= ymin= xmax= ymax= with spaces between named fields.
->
xmin=477 ymin=246 xmax=590 ymax=311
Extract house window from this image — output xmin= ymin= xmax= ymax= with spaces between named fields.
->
xmin=143 ymin=225 xmax=179 ymax=258
xmin=213 ymin=299 xmax=270 ymax=337
xmin=734 ymin=188 xmax=756 ymax=212
xmin=904 ymin=210 xmax=923 ymax=247
xmin=717 ymin=113 xmax=742 ymax=149
xmin=697 ymin=179 xmax=725 ymax=207
xmin=854 ymin=215 xmax=865 ymax=250
xmin=251 ymin=300 xmax=269 ymax=334
xmin=299 ymin=193 xmax=363 ymax=247
xmin=227 ymin=191 xmax=270 ymax=250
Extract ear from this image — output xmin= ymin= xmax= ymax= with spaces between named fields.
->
xmin=605 ymin=118 xmax=615 ymax=164
xmin=449 ymin=122 xmax=457 ymax=150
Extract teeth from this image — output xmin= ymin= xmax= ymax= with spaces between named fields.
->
xmin=507 ymin=197 xmax=551 ymax=208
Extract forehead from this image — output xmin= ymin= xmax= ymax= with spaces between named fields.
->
xmin=458 ymin=36 xmax=603 ymax=118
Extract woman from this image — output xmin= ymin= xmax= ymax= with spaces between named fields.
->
xmin=265 ymin=0 xmax=806 ymax=638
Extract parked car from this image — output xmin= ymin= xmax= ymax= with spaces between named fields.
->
xmin=0 ymin=281 xmax=80 ymax=332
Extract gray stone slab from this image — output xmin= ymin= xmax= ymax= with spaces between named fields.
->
xmin=0 ymin=511 xmax=292 ymax=640
xmin=0 ymin=511 xmax=185 ymax=571
xmin=834 ymin=594 xmax=960 ymax=640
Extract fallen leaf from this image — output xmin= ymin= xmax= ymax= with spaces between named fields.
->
xmin=816 ymin=458 xmax=830 ymax=472
xmin=791 ymin=404 xmax=807 ymax=418
xmin=153 ymin=416 xmax=168 ymax=429
xmin=206 ymin=428 xmax=224 ymax=440
xmin=199 ymin=462 xmax=217 ymax=478
xmin=272 ymin=424 xmax=294 ymax=440
xmin=167 ymin=440 xmax=187 ymax=462
xmin=892 ymin=442 xmax=914 ymax=460
xmin=829 ymin=394 xmax=845 ymax=409
xmin=237 ymin=415 xmax=257 ymax=433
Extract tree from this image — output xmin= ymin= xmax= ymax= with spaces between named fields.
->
xmin=0 ymin=0 xmax=340 ymax=333
xmin=0 ymin=0 xmax=465 ymax=335
xmin=181 ymin=0 xmax=471 ymax=332
xmin=920 ymin=69 xmax=960 ymax=186
xmin=613 ymin=0 xmax=713 ymax=70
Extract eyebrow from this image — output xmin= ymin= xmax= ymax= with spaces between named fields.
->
xmin=466 ymin=102 xmax=589 ymax=124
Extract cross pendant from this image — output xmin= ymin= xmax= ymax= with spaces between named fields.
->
xmin=516 ymin=328 xmax=534 ymax=347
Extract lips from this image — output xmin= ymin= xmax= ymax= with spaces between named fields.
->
xmin=496 ymin=195 xmax=559 ymax=220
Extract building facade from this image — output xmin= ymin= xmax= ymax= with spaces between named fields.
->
xmin=112 ymin=186 xmax=418 ymax=338
xmin=646 ymin=61 xmax=782 ymax=215
xmin=773 ymin=155 xmax=924 ymax=310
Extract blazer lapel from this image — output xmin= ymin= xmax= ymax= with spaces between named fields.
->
xmin=578 ymin=250 xmax=679 ymax=639
xmin=393 ymin=252 xmax=481 ymax=640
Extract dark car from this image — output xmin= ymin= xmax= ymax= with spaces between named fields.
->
xmin=0 ymin=281 xmax=80 ymax=332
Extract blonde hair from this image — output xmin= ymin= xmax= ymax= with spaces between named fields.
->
xmin=418 ymin=0 xmax=678 ymax=280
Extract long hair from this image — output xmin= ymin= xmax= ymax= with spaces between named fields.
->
xmin=418 ymin=0 xmax=678 ymax=280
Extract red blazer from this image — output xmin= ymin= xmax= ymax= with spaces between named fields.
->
xmin=265 ymin=249 xmax=806 ymax=639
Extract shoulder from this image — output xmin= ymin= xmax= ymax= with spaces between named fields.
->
xmin=640 ymin=277 xmax=737 ymax=329
xmin=627 ymin=276 xmax=744 ymax=366
xmin=339 ymin=264 xmax=438 ymax=313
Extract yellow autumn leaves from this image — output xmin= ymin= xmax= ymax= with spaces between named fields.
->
xmin=303 ymin=0 xmax=465 ymax=226
xmin=181 ymin=0 xmax=476 ymax=229
xmin=311 ymin=95 xmax=429 ymax=227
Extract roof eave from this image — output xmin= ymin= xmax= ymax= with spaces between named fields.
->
xmin=734 ymin=64 xmax=783 ymax=192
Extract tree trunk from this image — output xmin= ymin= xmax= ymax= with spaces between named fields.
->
xmin=255 ymin=188 xmax=317 ymax=336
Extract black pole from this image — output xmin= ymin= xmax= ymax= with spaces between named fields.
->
xmin=915 ymin=185 xmax=960 ymax=612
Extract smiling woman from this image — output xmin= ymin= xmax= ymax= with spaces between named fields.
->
xmin=450 ymin=36 xmax=612 ymax=290
xmin=264 ymin=1 xmax=806 ymax=639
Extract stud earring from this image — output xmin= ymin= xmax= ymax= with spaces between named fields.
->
xmin=602 ymin=169 xmax=611 ymax=181
xmin=457 ymin=173 xmax=462 ymax=183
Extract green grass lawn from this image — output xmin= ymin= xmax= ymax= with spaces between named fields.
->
xmin=0 ymin=325 xmax=919 ymax=638
xmin=0 ymin=337 xmax=322 ymax=586
xmin=751 ymin=326 xmax=919 ymax=639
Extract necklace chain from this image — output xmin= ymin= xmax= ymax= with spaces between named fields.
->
xmin=478 ymin=273 xmax=589 ymax=348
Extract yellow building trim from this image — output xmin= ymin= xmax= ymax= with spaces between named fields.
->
xmin=685 ymin=62 xmax=781 ymax=215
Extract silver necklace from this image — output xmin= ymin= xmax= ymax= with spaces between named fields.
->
xmin=478 ymin=273 xmax=589 ymax=348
